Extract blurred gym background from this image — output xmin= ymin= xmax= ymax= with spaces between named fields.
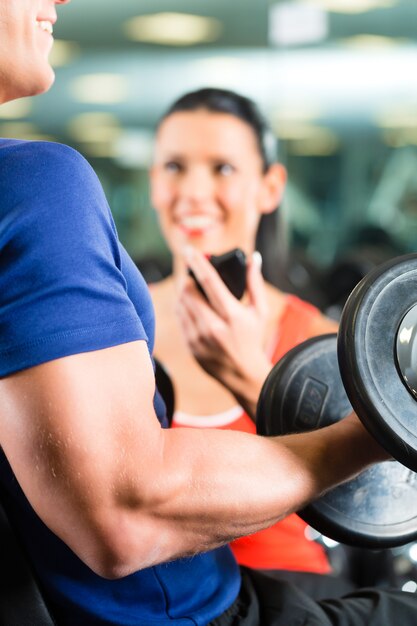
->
xmin=2 ymin=0 xmax=417 ymax=591
xmin=2 ymin=0 xmax=417 ymax=315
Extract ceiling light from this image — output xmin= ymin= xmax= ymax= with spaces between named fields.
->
xmin=272 ymin=106 xmax=324 ymax=125
xmin=376 ymin=106 xmax=417 ymax=129
xmin=50 ymin=40 xmax=80 ymax=67
xmin=192 ymin=57 xmax=248 ymax=88
xmin=0 ymin=99 xmax=32 ymax=119
xmin=288 ymin=135 xmax=340 ymax=156
xmin=301 ymin=0 xmax=397 ymax=15
xmin=340 ymin=35 xmax=407 ymax=49
xmin=67 ymin=112 xmax=121 ymax=142
xmin=0 ymin=122 xmax=40 ymax=138
xmin=269 ymin=3 xmax=328 ymax=46
xmin=278 ymin=123 xmax=339 ymax=155
xmin=382 ymin=128 xmax=417 ymax=148
xmin=21 ymin=133 xmax=56 ymax=142
xmin=114 ymin=129 xmax=155 ymax=168
xmin=274 ymin=123 xmax=307 ymax=140
xmin=79 ymin=142 xmax=118 ymax=158
xmin=124 ymin=13 xmax=222 ymax=46
xmin=70 ymin=74 xmax=129 ymax=104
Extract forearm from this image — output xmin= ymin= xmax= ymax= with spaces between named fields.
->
xmin=9 ymin=409 xmax=387 ymax=580
xmin=216 ymin=354 xmax=271 ymax=420
xmin=0 ymin=342 xmax=387 ymax=579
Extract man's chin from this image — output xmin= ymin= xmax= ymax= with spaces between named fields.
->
xmin=34 ymin=68 xmax=56 ymax=96
xmin=24 ymin=63 xmax=56 ymax=99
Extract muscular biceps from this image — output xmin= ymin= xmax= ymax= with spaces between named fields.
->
xmin=0 ymin=340 xmax=385 ymax=579
xmin=0 ymin=340 xmax=166 ymax=576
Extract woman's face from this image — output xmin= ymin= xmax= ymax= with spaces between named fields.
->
xmin=150 ymin=109 xmax=286 ymax=258
xmin=0 ymin=0 xmax=69 ymax=104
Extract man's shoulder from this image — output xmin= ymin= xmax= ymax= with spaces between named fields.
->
xmin=0 ymin=139 xmax=101 ymax=212
xmin=0 ymin=139 xmax=90 ymax=176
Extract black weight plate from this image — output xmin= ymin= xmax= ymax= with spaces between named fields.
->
xmin=256 ymin=334 xmax=417 ymax=548
xmin=257 ymin=334 xmax=351 ymax=437
xmin=299 ymin=462 xmax=417 ymax=549
xmin=154 ymin=358 xmax=175 ymax=427
xmin=339 ymin=253 xmax=417 ymax=472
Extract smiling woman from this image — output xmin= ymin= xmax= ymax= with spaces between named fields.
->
xmin=151 ymin=110 xmax=281 ymax=259
xmin=3 ymin=4 xmax=417 ymax=626
xmin=149 ymin=88 xmax=346 ymax=593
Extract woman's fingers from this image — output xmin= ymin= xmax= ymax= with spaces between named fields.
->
xmin=177 ymin=279 xmax=227 ymax=354
xmin=246 ymin=251 xmax=268 ymax=319
xmin=181 ymin=246 xmax=269 ymax=339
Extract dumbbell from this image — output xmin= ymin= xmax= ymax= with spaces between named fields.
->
xmin=256 ymin=254 xmax=417 ymax=549
xmin=154 ymin=358 xmax=175 ymax=427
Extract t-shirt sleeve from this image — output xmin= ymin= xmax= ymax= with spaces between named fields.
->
xmin=0 ymin=140 xmax=147 ymax=376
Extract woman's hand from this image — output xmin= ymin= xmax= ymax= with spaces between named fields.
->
xmin=176 ymin=247 xmax=273 ymax=419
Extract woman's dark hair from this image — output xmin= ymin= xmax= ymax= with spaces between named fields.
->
xmin=159 ymin=87 xmax=277 ymax=172
xmin=158 ymin=87 xmax=288 ymax=287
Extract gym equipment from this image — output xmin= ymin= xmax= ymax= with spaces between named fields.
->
xmin=257 ymin=254 xmax=417 ymax=548
xmin=339 ymin=253 xmax=417 ymax=472
xmin=154 ymin=358 xmax=175 ymax=427
xmin=257 ymin=334 xmax=417 ymax=548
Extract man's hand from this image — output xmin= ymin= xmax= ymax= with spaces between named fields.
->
xmin=176 ymin=247 xmax=272 ymax=418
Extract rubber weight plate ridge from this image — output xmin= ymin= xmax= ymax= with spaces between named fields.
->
xmin=339 ymin=253 xmax=417 ymax=472
xmin=256 ymin=333 xmax=417 ymax=548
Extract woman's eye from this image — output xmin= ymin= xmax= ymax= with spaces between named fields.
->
xmin=216 ymin=163 xmax=234 ymax=176
xmin=164 ymin=161 xmax=182 ymax=173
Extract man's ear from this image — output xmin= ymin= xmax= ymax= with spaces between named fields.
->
xmin=259 ymin=163 xmax=287 ymax=214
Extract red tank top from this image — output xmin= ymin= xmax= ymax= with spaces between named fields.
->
xmin=172 ymin=295 xmax=331 ymax=573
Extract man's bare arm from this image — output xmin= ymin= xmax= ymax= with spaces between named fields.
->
xmin=0 ymin=340 xmax=387 ymax=579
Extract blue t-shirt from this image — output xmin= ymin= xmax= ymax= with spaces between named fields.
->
xmin=0 ymin=139 xmax=240 ymax=625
